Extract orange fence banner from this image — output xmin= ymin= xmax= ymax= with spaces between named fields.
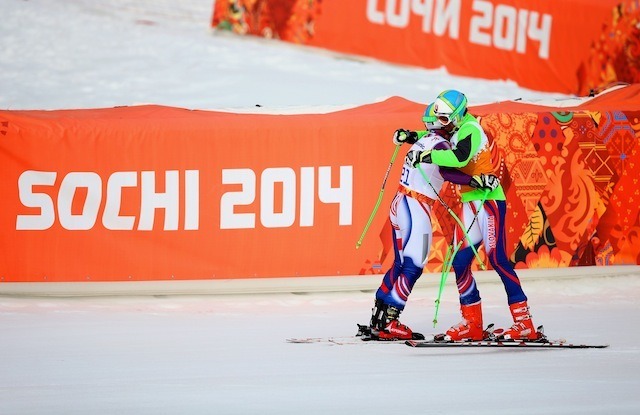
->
xmin=212 ymin=0 xmax=640 ymax=95
xmin=1 ymin=85 xmax=640 ymax=282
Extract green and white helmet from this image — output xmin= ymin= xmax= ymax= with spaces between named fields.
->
xmin=433 ymin=90 xmax=468 ymax=128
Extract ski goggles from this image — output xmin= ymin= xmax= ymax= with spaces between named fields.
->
xmin=434 ymin=113 xmax=453 ymax=126
xmin=423 ymin=103 xmax=452 ymax=129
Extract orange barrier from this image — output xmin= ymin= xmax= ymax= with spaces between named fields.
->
xmin=1 ymin=85 xmax=640 ymax=282
xmin=211 ymin=0 xmax=640 ymax=95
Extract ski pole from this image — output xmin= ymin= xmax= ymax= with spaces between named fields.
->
xmin=433 ymin=243 xmax=454 ymax=326
xmin=356 ymin=145 xmax=401 ymax=249
xmin=433 ymin=236 xmax=465 ymax=327
xmin=415 ymin=163 xmax=484 ymax=269
xmin=432 ymin=189 xmax=489 ymax=326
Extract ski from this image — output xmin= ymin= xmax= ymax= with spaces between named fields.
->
xmin=405 ymin=339 xmax=609 ymax=349
xmin=286 ymin=336 xmax=413 ymax=345
xmin=406 ymin=325 xmax=609 ymax=349
xmin=286 ymin=336 xmax=370 ymax=345
xmin=287 ymin=324 xmax=426 ymax=345
xmin=286 ymin=325 xmax=385 ymax=344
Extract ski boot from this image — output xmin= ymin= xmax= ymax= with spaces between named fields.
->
xmin=498 ymin=300 xmax=539 ymax=341
xmin=366 ymin=299 xmax=424 ymax=341
xmin=439 ymin=301 xmax=485 ymax=341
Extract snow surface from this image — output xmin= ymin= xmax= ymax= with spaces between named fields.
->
xmin=2 ymin=272 xmax=640 ymax=415
xmin=1 ymin=0 xmax=570 ymax=112
xmin=2 ymin=1 xmax=640 ymax=414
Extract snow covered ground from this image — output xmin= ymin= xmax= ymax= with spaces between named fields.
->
xmin=2 ymin=270 xmax=640 ymax=415
xmin=0 ymin=0 xmax=569 ymax=112
xmin=2 ymin=1 xmax=640 ymax=414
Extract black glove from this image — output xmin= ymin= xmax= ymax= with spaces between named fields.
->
xmin=393 ymin=129 xmax=418 ymax=145
xmin=405 ymin=150 xmax=432 ymax=166
xmin=469 ymin=173 xmax=500 ymax=190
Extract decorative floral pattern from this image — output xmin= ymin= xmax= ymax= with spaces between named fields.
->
xmin=212 ymin=0 xmax=322 ymax=43
xmin=577 ymin=1 xmax=640 ymax=95
xmin=368 ymin=107 xmax=640 ymax=273
xmin=417 ymin=108 xmax=640 ymax=272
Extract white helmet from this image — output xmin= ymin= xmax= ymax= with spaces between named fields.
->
xmin=433 ymin=90 xmax=468 ymax=128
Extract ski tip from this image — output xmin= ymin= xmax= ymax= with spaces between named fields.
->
xmin=286 ymin=338 xmax=315 ymax=343
xmin=405 ymin=340 xmax=418 ymax=347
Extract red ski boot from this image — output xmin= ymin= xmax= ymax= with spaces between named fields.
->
xmin=444 ymin=301 xmax=484 ymax=341
xmin=369 ymin=300 xmax=416 ymax=341
xmin=377 ymin=319 xmax=415 ymax=341
xmin=500 ymin=301 xmax=538 ymax=340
